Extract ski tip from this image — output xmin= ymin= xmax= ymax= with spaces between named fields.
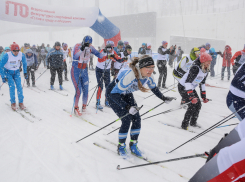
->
xmin=117 ymin=165 xmax=121 ymax=170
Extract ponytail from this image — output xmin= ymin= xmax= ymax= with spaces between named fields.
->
xmin=129 ymin=55 xmax=150 ymax=93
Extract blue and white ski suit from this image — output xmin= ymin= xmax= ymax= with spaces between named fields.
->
xmin=0 ymin=52 xmax=27 ymax=104
xmin=106 ymin=66 xmax=164 ymax=143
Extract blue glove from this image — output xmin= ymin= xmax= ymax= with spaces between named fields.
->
xmin=24 ymin=73 xmax=28 ymax=79
xmin=2 ymin=77 xmax=8 ymax=83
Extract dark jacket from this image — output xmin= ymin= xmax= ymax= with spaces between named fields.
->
xmin=46 ymin=48 xmax=64 ymax=69
xmin=138 ymin=47 xmax=146 ymax=55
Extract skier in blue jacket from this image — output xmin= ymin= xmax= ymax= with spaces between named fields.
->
xmin=106 ymin=55 xmax=175 ymax=159
xmin=0 ymin=42 xmax=28 ymax=110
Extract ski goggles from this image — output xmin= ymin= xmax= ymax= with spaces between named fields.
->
xmin=127 ymin=49 xmax=132 ymax=51
xmin=194 ymin=50 xmax=200 ymax=54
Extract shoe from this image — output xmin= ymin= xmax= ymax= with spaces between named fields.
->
xmin=59 ymin=85 xmax=63 ymax=90
xmin=32 ymin=84 xmax=36 ymax=87
xmin=129 ymin=140 xmax=144 ymax=159
xmin=65 ymin=77 xmax=69 ymax=81
xmin=11 ymin=103 xmax=17 ymax=111
xmin=74 ymin=107 xmax=82 ymax=116
xmin=221 ymin=77 xmax=224 ymax=80
xmin=228 ymin=77 xmax=230 ymax=80
xmin=190 ymin=123 xmax=201 ymax=128
xmin=50 ymin=85 xmax=54 ymax=90
xmin=27 ymin=83 xmax=30 ymax=87
xmin=82 ymin=104 xmax=86 ymax=112
xmin=117 ymin=143 xmax=129 ymax=158
xmin=181 ymin=125 xmax=188 ymax=130
xmin=105 ymin=100 xmax=110 ymax=108
xmin=19 ymin=103 xmax=26 ymax=110
xmin=96 ymin=100 xmax=103 ymax=110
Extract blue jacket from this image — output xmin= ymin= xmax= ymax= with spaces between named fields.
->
xmin=25 ymin=53 xmax=38 ymax=67
xmin=46 ymin=48 xmax=64 ymax=68
xmin=0 ymin=52 xmax=27 ymax=78
xmin=210 ymin=48 xmax=217 ymax=60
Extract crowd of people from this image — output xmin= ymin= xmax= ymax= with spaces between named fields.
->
xmin=1 ymin=37 xmax=245 ymax=181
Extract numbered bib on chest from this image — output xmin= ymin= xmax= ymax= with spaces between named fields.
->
xmin=79 ymin=50 xmax=90 ymax=64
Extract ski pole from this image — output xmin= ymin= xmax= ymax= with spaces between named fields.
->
xmin=87 ymin=85 xmax=98 ymax=106
xmin=107 ymin=101 xmax=167 ymax=135
xmin=0 ymin=83 xmax=4 ymax=90
xmin=76 ymin=105 xmax=143 ymax=143
xmin=168 ymin=105 xmax=245 ymax=154
xmin=22 ymin=79 xmax=25 ymax=89
xmin=216 ymin=123 xmax=238 ymax=128
xmin=35 ymin=68 xmax=48 ymax=82
xmin=144 ymin=83 xmax=176 ymax=100
xmin=89 ymin=85 xmax=97 ymax=92
xmin=117 ymin=153 xmax=205 ymax=170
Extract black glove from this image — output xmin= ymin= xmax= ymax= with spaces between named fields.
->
xmin=80 ymin=44 xmax=86 ymax=51
xmin=19 ymin=67 xmax=22 ymax=72
xmin=24 ymin=73 xmax=28 ymax=79
xmin=47 ymin=65 xmax=50 ymax=69
xmin=84 ymin=43 xmax=89 ymax=47
xmin=162 ymin=96 xmax=176 ymax=104
xmin=110 ymin=54 xmax=115 ymax=59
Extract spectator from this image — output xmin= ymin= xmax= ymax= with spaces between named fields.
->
xmin=168 ymin=48 xmax=177 ymax=68
xmin=145 ymin=43 xmax=152 ymax=57
xmin=220 ymin=45 xmax=232 ymax=80
xmin=209 ymin=47 xmax=219 ymax=77
xmin=231 ymin=44 xmax=245 ymax=74
xmin=176 ymin=46 xmax=184 ymax=62
xmin=138 ymin=43 xmax=146 ymax=55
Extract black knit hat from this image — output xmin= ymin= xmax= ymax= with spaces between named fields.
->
xmin=54 ymin=41 xmax=61 ymax=47
xmin=139 ymin=57 xmax=154 ymax=69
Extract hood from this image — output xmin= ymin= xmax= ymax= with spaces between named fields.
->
xmin=225 ymin=45 xmax=231 ymax=53
xmin=190 ymin=47 xmax=199 ymax=61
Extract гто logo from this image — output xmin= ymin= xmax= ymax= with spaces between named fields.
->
xmin=5 ymin=1 xmax=29 ymax=18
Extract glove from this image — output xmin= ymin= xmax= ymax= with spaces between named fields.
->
xmin=19 ymin=67 xmax=22 ymax=72
xmin=47 ymin=65 xmax=50 ymax=69
xmin=80 ymin=44 xmax=86 ymax=51
xmin=153 ymin=71 xmax=156 ymax=75
xmin=128 ymin=106 xmax=140 ymax=115
xmin=2 ymin=77 xmax=8 ymax=83
xmin=162 ymin=96 xmax=176 ymax=104
xmin=109 ymin=54 xmax=115 ymax=59
xmin=191 ymin=98 xmax=198 ymax=104
xmin=84 ymin=43 xmax=90 ymax=47
xmin=24 ymin=73 xmax=28 ymax=79
xmin=203 ymin=98 xmax=209 ymax=103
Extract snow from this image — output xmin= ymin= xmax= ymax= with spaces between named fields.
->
xmin=0 ymin=57 xmax=236 ymax=182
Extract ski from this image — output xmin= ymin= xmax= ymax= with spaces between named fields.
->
xmin=49 ymin=89 xmax=68 ymax=96
xmin=35 ymin=87 xmax=46 ymax=92
xmin=21 ymin=109 xmax=42 ymax=121
xmin=63 ymin=109 xmax=97 ymax=126
xmin=205 ymin=83 xmax=228 ymax=89
xmin=158 ymin=121 xmax=197 ymax=133
xmin=5 ymin=103 xmax=34 ymax=123
xmin=104 ymin=140 xmax=187 ymax=179
xmin=26 ymin=86 xmax=40 ymax=93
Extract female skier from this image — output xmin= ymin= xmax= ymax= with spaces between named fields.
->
xmin=106 ymin=55 xmax=175 ymax=158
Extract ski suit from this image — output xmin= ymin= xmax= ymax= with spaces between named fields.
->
xmin=46 ymin=48 xmax=64 ymax=86
xmin=71 ymin=43 xmax=104 ymax=108
xmin=227 ymin=62 xmax=245 ymax=121
xmin=190 ymin=118 xmax=245 ymax=182
xmin=96 ymin=49 xmax=123 ymax=104
xmin=157 ymin=46 xmax=175 ymax=87
xmin=106 ymin=66 xmax=165 ymax=143
xmin=25 ymin=53 xmax=38 ymax=86
xmin=179 ymin=59 xmax=208 ymax=128
xmin=0 ymin=52 xmax=27 ymax=103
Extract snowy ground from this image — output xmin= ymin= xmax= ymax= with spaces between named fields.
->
xmin=0 ymin=56 xmax=236 ymax=182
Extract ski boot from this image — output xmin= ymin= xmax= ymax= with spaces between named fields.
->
xmin=65 ymin=76 xmax=69 ymax=81
xmin=74 ymin=107 xmax=82 ymax=116
xmin=19 ymin=103 xmax=26 ymax=110
xmin=82 ymin=104 xmax=86 ymax=112
xmin=96 ymin=100 xmax=103 ymax=110
xmin=27 ymin=82 xmax=30 ymax=87
xmin=105 ymin=100 xmax=110 ymax=108
xmin=129 ymin=140 xmax=145 ymax=159
xmin=221 ymin=77 xmax=224 ymax=80
xmin=117 ymin=143 xmax=129 ymax=159
xmin=32 ymin=83 xmax=36 ymax=87
xmin=59 ymin=85 xmax=63 ymax=90
xmin=11 ymin=103 xmax=17 ymax=111
xmin=50 ymin=85 xmax=54 ymax=90
xmin=162 ymin=85 xmax=168 ymax=89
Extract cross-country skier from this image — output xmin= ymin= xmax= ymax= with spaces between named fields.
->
xmin=190 ymin=118 xmax=245 ymax=181
xmin=38 ymin=43 xmax=48 ymax=67
xmin=226 ymin=61 xmax=245 ymax=121
xmin=62 ymin=43 xmax=69 ymax=81
xmin=95 ymin=41 xmax=123 ymax=109
xmin=111 ymin=40 xmax=124 ymax=76
xmin=178 ymin=49 xmax=211 ymax=130
xmin=71 ymin=35 xmax=105 ymax=116
xmin=230 ymin=44 xmax=245 ymax=74
xmin=112 ymin=45 xmax=132 ymax=78
xmin=157 ymin=41 xmax=176 ymax=88
xmin=46 ymin=41 xmax=64 ymax=90
xmin=25 ymin=49 xmax=38 ymax=87
xmin=0 ymin=42 xmax=28 ymax=110
xmin=138 ymin=43 xmax=146 ymax=55
xmin=106 ymin=55 xmax=175 ymax=158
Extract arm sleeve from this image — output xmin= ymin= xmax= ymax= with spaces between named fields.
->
xmin=91 ymin=46 xmax=104 ymax=59
xmin=113 ymin=52 xmax=124 ymax=63
xmin=151 ymin=87 xmax=163 ymax=100
xmin=0 ymin=54 xmax=9 ymax=78
xmin=185 ymin=66 xmax=199 ymax=90
xmin=158 ymin=47 xmax=170 ymax=55
xmin=199 ymin=74 xmax=208 ymax=92
xmin=231 ymin=51 xmax=240 ymax=65
xmin=22 ymin=53 xmax=27 ymax=74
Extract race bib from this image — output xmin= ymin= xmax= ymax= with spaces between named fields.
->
xmin=10 ymin=61 xmax=18 ymax=68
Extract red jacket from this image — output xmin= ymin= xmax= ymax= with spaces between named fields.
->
xmin=98 ymin=49 xmax=121 ymax=63
xmin=231 ymin=49 xmax=245 ymax=66
xmin=220 ymin=45 xmax=232 ymax=67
